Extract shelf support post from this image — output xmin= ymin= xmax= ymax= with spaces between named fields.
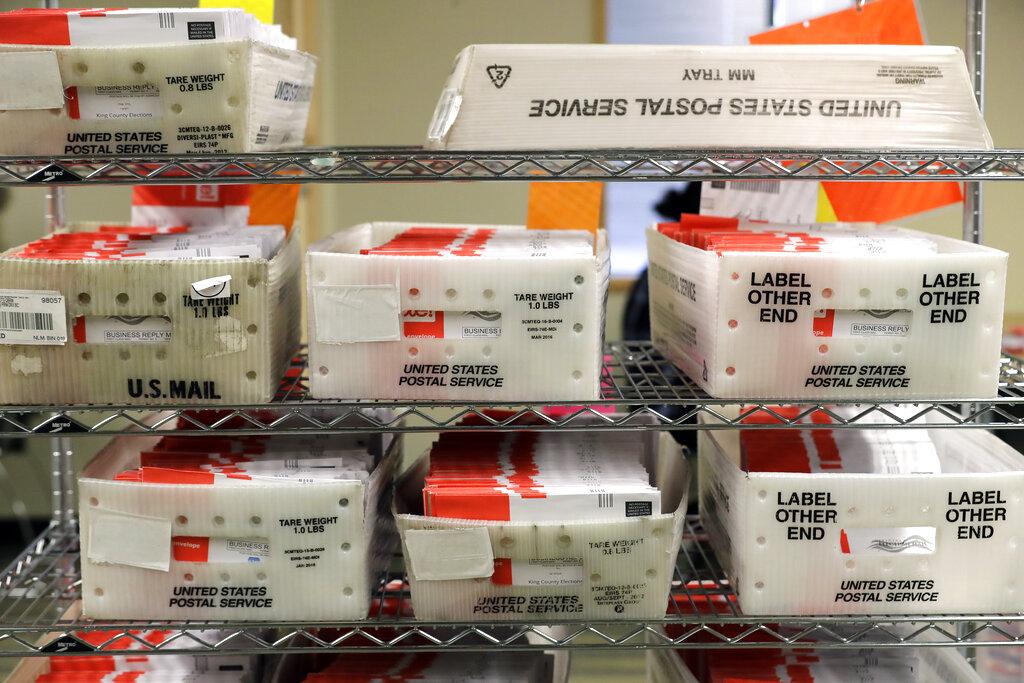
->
xmin=46 ymin=180 xmax=72 ymax=532
xmin=39 ymin=0 xmax=74 ymax=525
xmin=45 ymin=184 xmax=73 ymax=532
xmin=963 ymin=0 xmax=985 ymax=245
xmin=49 ymin=436 xmax=74 ymax=533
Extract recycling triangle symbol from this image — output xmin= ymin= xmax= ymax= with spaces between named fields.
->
xmin=486 ymin=64 xmax=511 ymax=89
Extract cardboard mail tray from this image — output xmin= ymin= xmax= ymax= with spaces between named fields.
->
xmin=426 ymin=44 xmax=991 ymax=150
xmin=699 ymin=411 xmax=1024 ymax=615
xmin=306 ymin=222 xmax=609 ymax=401
xmin=79 ymin=431 xmax=396 ymax=621
xmin=0 ymin=38 xmax=314 ymax=154
xmin=395 ymin=431 xmax=690 ymax=621
xmin=0 ymin=224 xmax=301 ymax=405
xmin=647 ymin=224 xmax=1007 ymax=399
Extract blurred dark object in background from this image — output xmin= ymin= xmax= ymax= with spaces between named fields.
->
xmin=622 ymin=183 xmax=701 ymax=459
xmin=622 ymin=183 xmax=701 ymax=342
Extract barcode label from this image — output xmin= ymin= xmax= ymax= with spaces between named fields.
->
xmin=731 ymin=180 xmax=781 ymax=194
xmin=158 ymin=12 xmax=176 ymax=29
xmin=255 ymin=125 xmax=271 ymax=145
xmin=0 ymin=290 xmax=67 ymax=346
xmin=597 ymin=493 xmax=613 ymax=508
xmin=0 ymin=311 xmax=53 ymax=331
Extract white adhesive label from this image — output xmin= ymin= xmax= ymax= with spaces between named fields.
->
xmin=402 ymin=310 xmax=501 ymax=339
xmin=405 ymin=527 xmax=494 ymax=580
xmin=190 ymin=275 xmax=232 ymax=301
xmin=88 ymin=509 xmax=172 ymax=571
xmin=0 ymin=289 xmax=67 ymax=346
xmin=840 ymin=526 xmax=936 ymax=555
xmin=0 ymin=52 xmax=64 ymax=110
xmin=10 ymin=354 xmax=42 ymax=376
xmin=313 ymin=284 xmax=400 ymax=343
xmin=74 ymin=316 xmax=172 ymax=344
xmin=492 ymin=557 xmax=583 ymax=586
xmin=76 ymin=84 xmax=162 ymax=121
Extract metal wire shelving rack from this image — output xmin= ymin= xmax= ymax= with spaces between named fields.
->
xmin=0 ymin=0 xmax=1019 ymax=662
xmin=2 ymin=519 xmax=1022 ymax=656
xmin=3 ymin=149 xmax=1024 ymax=184
xmin=2 ymin=342 xmax=1024 ymax=437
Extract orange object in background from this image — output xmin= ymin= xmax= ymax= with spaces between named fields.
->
xmin=249 ymin=184 xmax=300 ymax=230
xmin=820 ymin=180 xmax=962 ymax=224
xmin=526 ymin=181 xmax=603 ymax=236
xmin=751 ymin=0 xmax=923 ymax=45
xmin=750 ymin=0 xmax=963 ymax=224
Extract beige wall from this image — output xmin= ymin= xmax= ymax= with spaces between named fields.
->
xmin=0 ymin=0 xmax=598 ymax=241
xmin=902 ymin=0 xmax=1024 ymax=324
xmin=297 ymin=0 xmax=598 ymax=242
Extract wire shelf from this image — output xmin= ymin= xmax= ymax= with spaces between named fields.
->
xmin=1 ymin=342 xmax=1023 ymax=436
xmin=1 ymin=518 xmax=1020 ymax=656
xmin=2 ymin=149 xmax=1024 ymax=185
